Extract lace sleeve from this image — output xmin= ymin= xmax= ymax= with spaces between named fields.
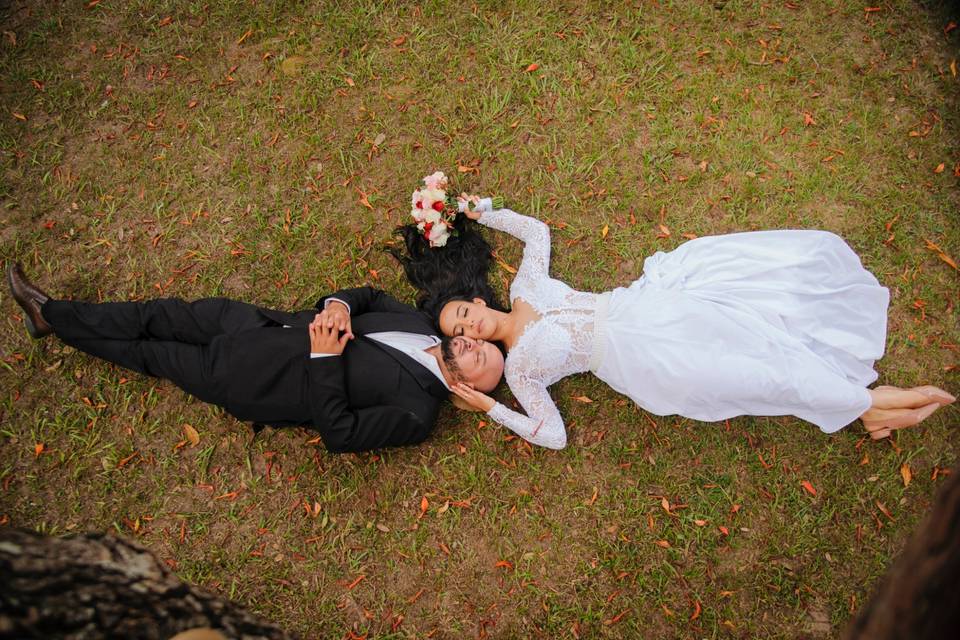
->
xmin=477 ymin=207 xmax=551 ymax=279
xmin=487 ymin=370 xmax=567 ymax=450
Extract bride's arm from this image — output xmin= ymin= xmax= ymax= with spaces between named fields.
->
xmin=489 ymin=370 xmax=568 ymax=449
xmin=450 ymin=366 xmax=567 ymax=449
xmin=463 ymin=198 xmax=551 ymax=278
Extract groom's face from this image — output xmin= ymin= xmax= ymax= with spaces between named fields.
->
xmin=441 ymin=336 xmax=504 ymax=392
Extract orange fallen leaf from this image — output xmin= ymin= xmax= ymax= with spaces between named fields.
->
xmin=392 ymin=35 xmax=406 ymax=47
xmin=345 ymin=77 xmax=355 ymax=87
xmin=344 ymin=574 xmax=365 ymax=590
xmin=802 ymin=112 xmax=816 ymax=126
xmin=924 ymin=239 xmax=958 ymax=270
xmin=12 ymin=112 xmax=27 ymax=121
xmin=34 ymin=443 xmax=44 ymax=457
xmin=661 ymin=497 xmax=671 ymax=513
xmin=586 ymin=487 xmax=599 ymax=506
xmin=934 ymin=162 xmax=945 ymax=174
xmin=116 ymin=451 xmax=139 ymax=469
xmin=236 ymin=28 xmax=252 ymax=45
xmin=524 ymin=63 xmax=540 ymax=73
xmin=801 ymin=480 xmax=817 ymax=496
xmin=876 ymin=500 xmax=894 ymax=520
xmin=690 ymin=600 xmax=702 ymax=621
xmin=495 ymin=559 xmax=513 ymax=570
xmin=694 ymin=519 xmax=708 ymax=527
xmin=718 ymin=525 xmax=729 ymax=536
xmin=601 ymin=224 xmax=609 ymax=239
xmin=182 ymin=423 xmax=200 ymax=447
xmin=604 ymin=610 xmax=629 ymax=625
xmin=356 ymin=189 xmax=373 ymax=210
xmin=654 ymin=539 xmax=671 ymax=548
xmin=901 ymin=463 xmax=912 ymax=487
xmin=418 ymin=496 xmax=429 ymax=518
xmin=572 ymin=395 xmax=593 ymax=403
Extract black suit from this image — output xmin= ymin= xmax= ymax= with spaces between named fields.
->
xmin=42 ymin=288 xmax=448 ymax=453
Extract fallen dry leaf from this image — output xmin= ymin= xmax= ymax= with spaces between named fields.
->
xmin=901 ymin=463 xmax=912 ymax=488
xmin=524 ymin=63 xmax=540 ymax=73
xmin=801 ymin=480 xmax=817 ymax=496
xmin=690 ymin=600 xmax=702 ymax=621
xmin=934 ymin=162 xmax=945 ymax=174
xmin=182 ymin=423 xmax=200 ymax=447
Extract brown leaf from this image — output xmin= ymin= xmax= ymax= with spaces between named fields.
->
xmin=802 ymin=112 xmax=816 ymax=126
xmin=182 ymin=423 xmax=200 ymax=447
xmin=586 ymin=487 xmax=599 ymax=506
xmin=900 ymin=463 xmax=912 ymax=487
xmin=12 ymin=112 xmax=26 ymax=121
xmin=654 ymin=539 xmax=670 ymax=548
xmin=934 ymin=162 xmax=946 ymax=174
xmin=572 ymin=395 xmax=593 ymax=403
xmin=601 ymin=224 xmax=609 ymax=239
xmin=418 ymin=496 xmax=429 ymax=518
xmin=524 ymin=63 xmax=540 ymax=73
xmin=924 ymin=239 xmax=958 ymax=270
xmin=876 ymin=500 xmax=894 ymax=520
xmin=392 ymin=35 xmax=406 ymax=47
xmin=690 ymin=600 xmax=702 ymax=621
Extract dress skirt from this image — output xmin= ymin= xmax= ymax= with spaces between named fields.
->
xmin=591 ymin=230 xmax=888 ymax=432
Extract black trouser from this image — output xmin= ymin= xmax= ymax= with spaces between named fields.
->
xmin=41 ymin=298 xmax=270 ymax=406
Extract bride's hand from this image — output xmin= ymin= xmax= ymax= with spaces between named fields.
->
xmin=457 ymin=193 xmax=483 ymax=220
xmin=451 ymin=383 xmax=495 ymax=412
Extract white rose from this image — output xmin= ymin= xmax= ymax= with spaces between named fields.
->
xmin=421 ymin=187 xmax=446 ymax=204
xmin=428 ymin=224 xmax=449 ymax=246
xmin=424 ymin=209 xmax=442 ymax=224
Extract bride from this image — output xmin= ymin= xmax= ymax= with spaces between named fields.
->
xmin=391 ymin=196 xmax=954 ymax=449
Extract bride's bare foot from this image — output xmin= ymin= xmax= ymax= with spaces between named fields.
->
xmin=861 ymin=402 xmax=940 ymax=440
xmin=870 ymin=386 xmax=946 ymax=409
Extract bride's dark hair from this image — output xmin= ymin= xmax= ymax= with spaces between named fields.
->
xmin=387 ymin=213 xmax=506 ymax=326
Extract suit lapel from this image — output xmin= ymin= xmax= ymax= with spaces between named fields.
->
xmin=354 ymin=336 xmax=448 ymax=400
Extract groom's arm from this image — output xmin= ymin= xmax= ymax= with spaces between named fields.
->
xmin=306 ymin=357 xmax=438 ymax=452
xmin=316 ymin=287 xmax=414 ymax=316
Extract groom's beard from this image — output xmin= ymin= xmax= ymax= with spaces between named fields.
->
xmin=440 ymin=337 xmax=462 ymax=381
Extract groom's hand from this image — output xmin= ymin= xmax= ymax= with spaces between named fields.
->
xmin=309 ymin=314 xmax=350 ymax=355
xmin=319 ymin=302 xmax=354 ymax=340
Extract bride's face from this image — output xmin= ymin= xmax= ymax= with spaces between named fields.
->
xmin=440 ymin=298 xmax=494 ymax=340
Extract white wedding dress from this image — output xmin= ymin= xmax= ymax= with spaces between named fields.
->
xmin=473 ymin=203 xmax=889 ymax=449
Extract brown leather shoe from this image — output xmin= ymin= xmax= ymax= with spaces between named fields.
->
xmin=6 ymin=262 xmax=53 ymax=338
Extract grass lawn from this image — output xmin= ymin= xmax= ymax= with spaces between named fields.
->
xmin=1 ymin=1 xmax=958 ymax=637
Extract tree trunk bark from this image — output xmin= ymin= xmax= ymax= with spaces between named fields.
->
xmin=846 ymin=463 xmax=960 ymax=639
xmin=0 ymin=528 xmax=297 ymax=640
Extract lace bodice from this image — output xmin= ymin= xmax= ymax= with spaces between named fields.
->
xmin=474 ymin=204 xmax=603 ymax=449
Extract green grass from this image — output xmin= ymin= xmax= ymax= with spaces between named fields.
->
xmin=1 ymin=0 xmax=958 ymax=637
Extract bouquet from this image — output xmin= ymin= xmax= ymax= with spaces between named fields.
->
xmin=409 ymin=171 xmax=461 ymax=248
xmin=409 ymin=171 xmax=503 ymax=247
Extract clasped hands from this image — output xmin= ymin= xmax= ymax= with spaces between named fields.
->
xmin=308 ymin=302 xmax=354 ymax=355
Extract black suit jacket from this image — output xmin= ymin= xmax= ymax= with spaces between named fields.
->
xmin=223 ymin=288 xmax=448 ymax=453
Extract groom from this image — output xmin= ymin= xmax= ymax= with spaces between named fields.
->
xmin=7 ymin=264 xmax=504 ymax=453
